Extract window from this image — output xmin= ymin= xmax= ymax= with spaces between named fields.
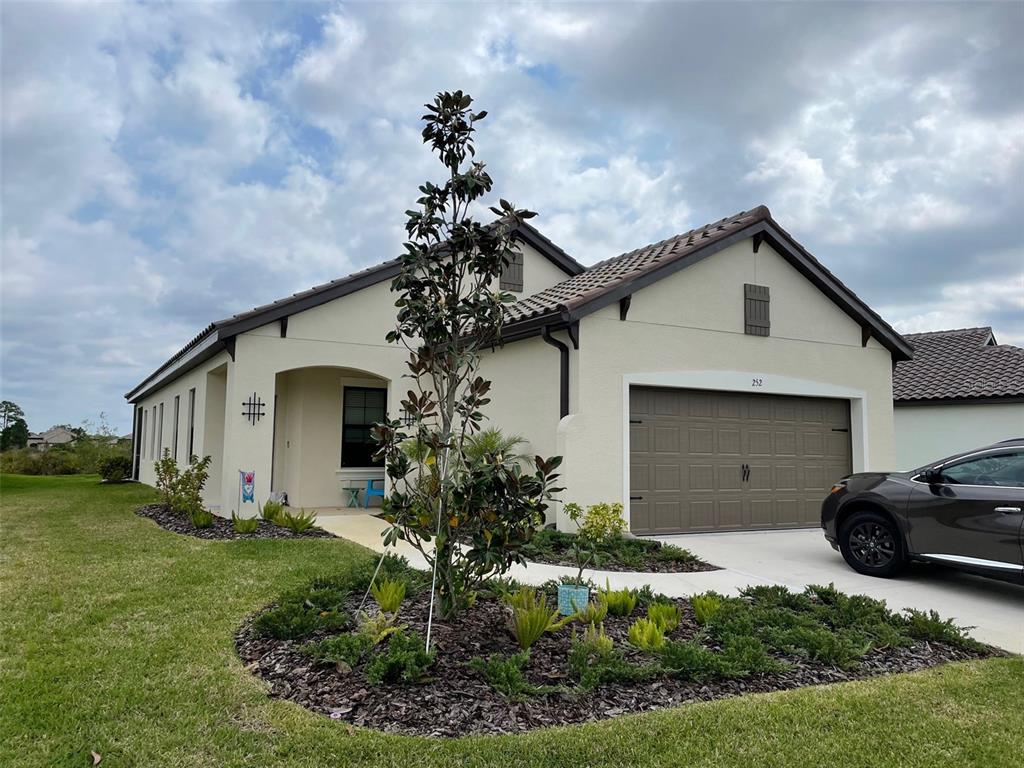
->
xmin=187 ymin=388 xmax=196 ymax=459
xmin=149 ymin=406 xmax=157 ymax=459
xmin=142 ymin=409 xmax=149 ymax=460
xmin=172 ymin=395 xmax=180 ymax=462
xmin=157 ymin=402 xmax=164 ymax=458
xmin=341 ymin=387 xmax=386 ymax=468
xmin=744 ymin=283 xmax=770 ymax=336
xmin=940 ymin=452 xmax=1024 ymax=488
xmin=499 ymin=250 xmax=524 ymax=292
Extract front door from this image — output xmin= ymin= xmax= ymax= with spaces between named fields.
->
xmin=907 ymin=449 xmax=1024 ymax=574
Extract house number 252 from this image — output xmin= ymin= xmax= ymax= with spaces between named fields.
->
xmin=751 ymin=378 xmax=764 ymax=387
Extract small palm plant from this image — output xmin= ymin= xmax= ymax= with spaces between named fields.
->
xmin=371 ymin=578 xmax=407 ymax=614
xmin=506 ymin=587 xmax=559 ymax=649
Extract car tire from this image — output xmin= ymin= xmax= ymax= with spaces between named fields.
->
xmin=838 ymin=511 xmax=906 ymax=578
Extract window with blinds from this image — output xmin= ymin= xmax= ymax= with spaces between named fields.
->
xmin=499 ymin=251 xmax=524 ymax=292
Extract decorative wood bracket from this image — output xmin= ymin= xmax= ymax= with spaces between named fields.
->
xmin=620 ymin=295 xmax=632 ymax=321
xmin=567 ymin=321 xmax=580 ymax=350
xmin=861 ymin=326 xmax=872 ymax=348
xmin=280 ymin=317 xmax=288 ymax=338
xmin=752 ymin=231 xmax=764 ymax=253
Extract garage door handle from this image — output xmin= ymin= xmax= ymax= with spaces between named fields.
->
xmin=630 ymin=496 xmax=643 ymax=501
xmin=831 ymin=428 xmax=849 ymax=433
xmin=995 ymin=506 xmax=1022 ymax=514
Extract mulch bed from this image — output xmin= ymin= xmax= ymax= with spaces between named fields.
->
xmin=136 ymin=504 xmax=336 ymax=540
xmin=522 ymin=531 xmax=720 ymax=574
xmin=235 ymin=590 xmax=994 ymax=737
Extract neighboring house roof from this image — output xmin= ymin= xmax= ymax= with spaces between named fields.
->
xmin=893 ymin=327 xmax=1024 ymax=404
xmin=501 ymin=206 xmax=913 ymax=364
xmin=125 ymin=222 xmax=584 ymax=402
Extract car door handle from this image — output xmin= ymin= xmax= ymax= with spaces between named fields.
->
xmin=995 ymin=507 xmax=1022 ymax=514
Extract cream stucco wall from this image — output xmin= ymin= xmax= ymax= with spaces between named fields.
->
xmin=894 ymin=402 xmax=1024 ymax=470
xmin=558 ymin=237 xmax=897 ymax=531
xmin=133 ymin=351 xmax=232 ymax=506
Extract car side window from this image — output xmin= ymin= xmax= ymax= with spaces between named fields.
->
xmin=940 ymin=452 xmax=1024 ymax=488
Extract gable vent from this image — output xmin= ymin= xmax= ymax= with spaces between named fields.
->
xmin=500 ymin=251 xmax=524 ymax=292
xmin=744 ymin=283 xmax=770 ymax=336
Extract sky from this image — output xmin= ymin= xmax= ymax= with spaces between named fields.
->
xmin=2 ymin=1 xmax=1022 ymax=434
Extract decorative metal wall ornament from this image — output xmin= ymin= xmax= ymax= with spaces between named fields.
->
xmin=241 ymin=392 xmax=266 ymax=425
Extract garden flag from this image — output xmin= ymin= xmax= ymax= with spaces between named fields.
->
xmin=240 ymin=470 xmax=255 ymax=503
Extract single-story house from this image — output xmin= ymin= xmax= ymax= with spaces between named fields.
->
xmin=27 ymin=426 xmax=78 ymax=451
xmin=126 ymin=205 xmax=913 ymax=534
xmin=892 ymin=327 xmax=1024 ymax=469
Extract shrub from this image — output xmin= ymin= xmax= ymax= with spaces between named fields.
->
xmin=304 ymin=632 xmax=375 ymax=669
xmin=568 ymin=630 xmax=657 ymax=690
xmin=154 ymin=450 xmax=180 ymax=507
xmin=98 ymin=455 xmax=133 ymax=483
xmin=572 ymin=598 xmax=608 ymax=625
xmin=659 ymin=640 xmax=721 ymax=680
xmin=365 ymin=630 xmax=435 ymax=684
xmin=280 ymin=508 xmax=318 ymax=534
xmin=356 ymin=610 xmax=404 ymax=644
xmin=772 ymin=625 xmax=872 ymax=668
xmin=253 ymin=602 xmax=353 ymax=640
xmin=508 ymin=590 xmax=559 ymax=650
xmin=647 ymin=601 xmax=681 ymax=633
xmin=740 ymin=584 xmax=814 ymax=612
xmin=627 ymin=618 xmax=666 ymax=651
xmin=599 ymin=584 xmax=637 ymax=617
xmin=469 ymin=651 xmax=555 ymax=697
xmin=371 ymin=578 xmax=407 ymax=614
xmin=691 ymin=593 xmax=723 ymax=626
xmin=715 ymin=635 xmax=788 ymax=677
xmin=154 ymin=451 xmax=212 ymax=517
xmin=576 ymin=621 xmax=614 ymax=657
xmin=261 ymin=499 xmax=284 ymax=524
xmin=564 ymin=501 xmax=626 ymax=584
xmin=900 ymin=608 xmax=984 ymax=651
xmin=231 ymin=513 xmax=259 ymax=534
xmin=189 ymin=507 xmax=214 ymax=528
xmin=652 ymin=542 xmax=704 ymax=566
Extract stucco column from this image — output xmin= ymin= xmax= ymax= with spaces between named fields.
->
xmin=219 ymin=341 xmax=277 ymax=517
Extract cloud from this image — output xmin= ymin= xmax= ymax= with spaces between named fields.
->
xmin=1 ymin=1 xmax=1021 ymax=433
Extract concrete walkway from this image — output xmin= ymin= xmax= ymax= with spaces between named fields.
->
xmin=316 ymin=511 xmax=1024 ymax=653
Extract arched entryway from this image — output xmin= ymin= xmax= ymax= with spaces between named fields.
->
xmin=271 ymin=366 xmax=390 ymax=510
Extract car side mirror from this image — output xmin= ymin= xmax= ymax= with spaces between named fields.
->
xmin=920 ymin=468 xmax=943 ymax=484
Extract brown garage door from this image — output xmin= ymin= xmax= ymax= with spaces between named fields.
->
xmin=629 ymin=387 xmax=852 ymax=534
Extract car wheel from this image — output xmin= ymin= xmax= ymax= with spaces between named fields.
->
xmin=839 ymin=511 xmax=906 ymax=577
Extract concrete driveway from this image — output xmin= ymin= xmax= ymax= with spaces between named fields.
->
xmin=654 ymin=528 xmax=1024 ymax=654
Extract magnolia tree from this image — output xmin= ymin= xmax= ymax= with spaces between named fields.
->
xmin=374 ymin=91 xmax=562 ymax=619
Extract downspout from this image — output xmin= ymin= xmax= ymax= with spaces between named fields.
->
xmin=541 ymin=326 xmax=570 ymax=419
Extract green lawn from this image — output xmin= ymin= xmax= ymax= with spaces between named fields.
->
xmin=2 ymin=474 xmax=1022 ymax=768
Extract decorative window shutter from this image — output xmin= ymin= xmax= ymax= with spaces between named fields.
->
xmin=500 ymin=251 xmax=524 ymax=292
xmin=744 ymin=283 xmax=770 ymax=336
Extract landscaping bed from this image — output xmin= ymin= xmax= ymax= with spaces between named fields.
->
xmin=521 ymin=528 xmax=718 ymax=573
xmin=136 ymin=503 xmax=336 ymax=540
xmin=236 ymin=567 xmax=994 ymax=737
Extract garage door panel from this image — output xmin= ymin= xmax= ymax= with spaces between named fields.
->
xmin=629 ymin=387 xmax=852 ymax=535
xmin=717 ymin=428 xmax=741 ymax=454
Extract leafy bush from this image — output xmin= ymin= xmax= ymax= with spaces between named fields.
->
xmin=280 ymin=508 xmax=318 ymax=534
xmin=647 ymin=601 xmax=681 ymax=633
xmin=231 ymin=513 xmax=259 ymax=534
xmin=901 ymin=608 xmax=984 ymax=651
xmin=365 ymin=630 xmax=435 ymax=684
xmin=371 ymin=578 xmax=407 ymax=614
xmin=98 ymin=455 xmax=133 ymax=483
xmin=773 ymin=625 xmax=872 ymax=668
xmin=304 ymin=632 xmax=375 ymax=669
xmin=564 ymin=501 xmax=626 ymax=584
xmin=627 ymin=618 xmax=666 ymax=651
xmin=153 ymin=450 xmax=212 ymax=519
xmin=189 ymin=507 xmax=214 ymax=528
xmin=469 ymin=651 xmax=556 ymax=697
xmin=716 ymin=635 xmax=788 ymax=677
xmin=261 ymin=499 xmax=284 ymax=524
xmin=356 ymin=610 xmax=405 ymax=644
xmin=599 ymin=584 xmax=637 ymax=617
xmin=508 ymin=589 xmax=559 ymax=650
xmin=691 ymin=593 xmax=723 ymax=626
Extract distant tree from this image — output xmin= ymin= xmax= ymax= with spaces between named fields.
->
xmin=0 ymin=401 xmax=25 ymax=431
xmin=1 ymin=418 xmax=29 ymax=451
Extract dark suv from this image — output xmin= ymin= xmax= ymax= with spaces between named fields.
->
xmin=821 ymin=439 xmax=1024 ymax=583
